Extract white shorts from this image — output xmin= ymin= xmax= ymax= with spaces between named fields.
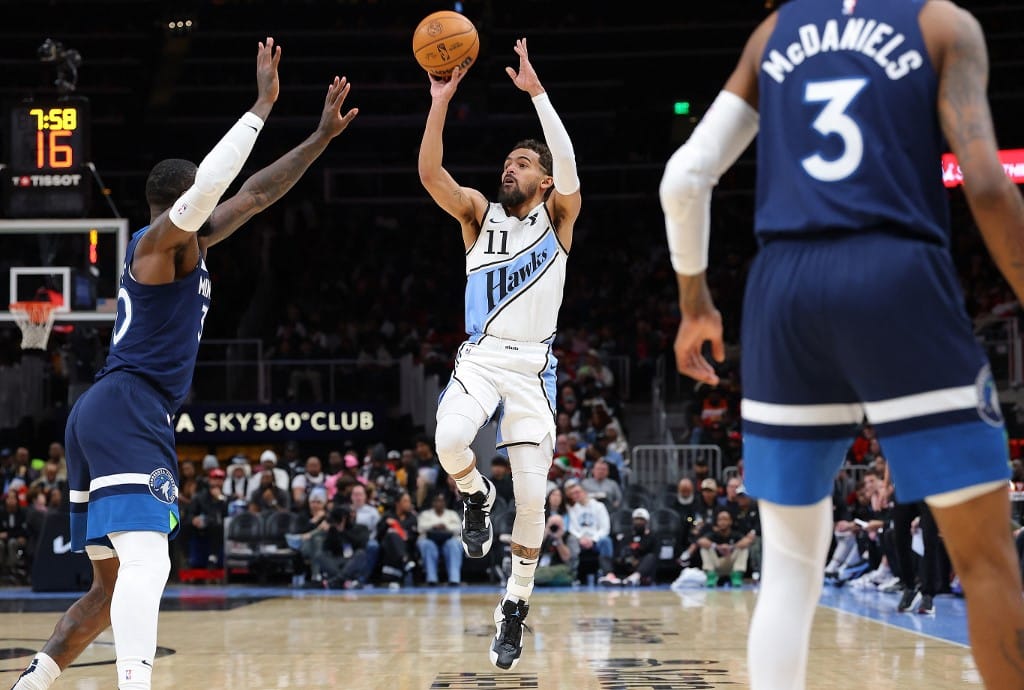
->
xmin=438 ymin=335 xmax=558 ymax=448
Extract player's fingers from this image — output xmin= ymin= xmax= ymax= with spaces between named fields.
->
xmin=711 ymin=336 xmax=726 ymax=363
xmin=505 ymin=67 xmax=517 ymax=80
xmin=273 ymin=45 xmax=282 ymax=65
xmin=341 ymin=108 xmax=358 ymax=125
xmin=337 ymin=83 xmax=351 ymax=105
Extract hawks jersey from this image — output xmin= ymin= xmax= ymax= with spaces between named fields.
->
xmin=95 ymin=226 xmax=211 ymax=410
xmin=464 ymin=201 xmax=567 ymax=343
xmin=755 ymin=0 xmax=950 ymax=245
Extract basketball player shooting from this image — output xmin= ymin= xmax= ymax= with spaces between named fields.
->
xmin=660 ymin=0 xmax=1024 ymax=688
xmin=418 ymin=37 xmax=581 ymax=670
xmin=11 ymin=39 xmax=357 ymax=690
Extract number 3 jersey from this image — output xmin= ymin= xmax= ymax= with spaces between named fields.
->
xmin=464 ymin=201 xmax=568 ymax=343
xmin=95 ymin=225 xmax=211 ymax=410
xmin=755 ymin=0 xmax=949 ymax=244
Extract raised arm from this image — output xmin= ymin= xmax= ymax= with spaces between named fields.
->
xmin=418 ymin=66 xmax=488 ymax=250
xmin=133 ymin=38 xmax=280 ymax=284
xmin=202 ymin=76 xmax=358 ymax=249
xmin=659 ymin=17 xmax=771 ymax=385
xmin=928 ymin=3 xmax=1024 ymax=300
xmin=506 ymin=38 xmax=581 ymax=249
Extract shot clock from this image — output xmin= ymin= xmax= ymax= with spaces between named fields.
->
xmin=5 ymin=96 xmax=91 ymax=217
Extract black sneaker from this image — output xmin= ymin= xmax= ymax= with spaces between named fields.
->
xmin=490 ymin=597 xmax=530 ymax=670
xmin=462 ymin=476 xmax=495 ymax=558
xmin=917 ymin=594 xmax=935 ymax=615
xmin=897 ymin=587 xmax=921 ymax=613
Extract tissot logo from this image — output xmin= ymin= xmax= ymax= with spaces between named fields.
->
xmin=11 ymin=174 xmax=82 ymax=188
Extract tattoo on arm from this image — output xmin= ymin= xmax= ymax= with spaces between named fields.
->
xmin=511 ymin=543 xmax=541 ymax=560
xmin=938 ymin=18 xmax=994 ymax=170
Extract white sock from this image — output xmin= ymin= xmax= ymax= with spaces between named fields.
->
xmin=11 ymin=653 xmax=60 ymax=690
xmin=109 ymin=531 xmax=170 ymax=690
xmin=456 ymin=470 xmax=487 ymax=497
xmin=748 ymin=498 xmax=832 ymax=690
xmin=507 ymin=554 xmax=538 ymax=601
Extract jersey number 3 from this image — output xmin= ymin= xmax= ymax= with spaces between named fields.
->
xmin=801 ymin=78 xmax=868 ymax=183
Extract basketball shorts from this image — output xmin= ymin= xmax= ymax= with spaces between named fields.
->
xmin=741 ymin=232 xmax=1010 ymax=505
xmin=67 ymin=371 xmax=181 ymax=552
xmin=439 ymin=334 xmax=558 ymax=449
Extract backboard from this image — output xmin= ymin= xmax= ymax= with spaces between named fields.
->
xmin=0 ymin=217 xmax=127 ymax=322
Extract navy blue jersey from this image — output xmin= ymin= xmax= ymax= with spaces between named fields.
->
xmin=95 ymin=227 xmax=211 ymax=409
xmin=754 ymin=0 xmax=949 ymax=244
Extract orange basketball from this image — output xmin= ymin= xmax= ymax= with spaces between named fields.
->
xmin=412 ymin=10 xmax=479 ymax=78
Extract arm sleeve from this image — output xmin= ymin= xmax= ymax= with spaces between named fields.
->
xmin=532 ymin=92 xmax=580 ymax=194
xmin=659 ymin=90 xmax=759 ymax=276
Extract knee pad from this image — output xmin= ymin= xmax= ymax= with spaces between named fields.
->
xmin=109 ymin=531 xmax=170 ymax=587
xmin=434 ymin=413 xmax=480 ymax=473
xmin=508 ymin=441 xmax=552 ymax=549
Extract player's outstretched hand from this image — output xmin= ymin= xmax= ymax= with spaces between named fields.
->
xmin=256 ymin=37 xmax=282 ymax=106
xmin=318 ymin=76 xmax=359 ymax=139
xmin=429 ymin=65 xmax=468 ymax=101
xmin=674 ymin=306 xmax=725 ymax=387
xmin=505 ymin=38 xmax=544 ymax=97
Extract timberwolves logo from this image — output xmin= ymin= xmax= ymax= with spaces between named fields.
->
xmin=148 ymin=468 xmax=178 ymax=504
xmin=976 ymin=364 xmax=1004 ymax=428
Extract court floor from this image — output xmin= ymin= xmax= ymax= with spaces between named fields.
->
xmin=0 ymin=584 xmax=979 ymax=689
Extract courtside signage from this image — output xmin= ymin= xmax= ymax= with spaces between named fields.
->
xmin=174 ymin=403 xmax=383 ymax=442
xmin=942 ymin=148 xmax=1024 ymax=187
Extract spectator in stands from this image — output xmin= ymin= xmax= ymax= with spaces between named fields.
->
xmin=364 ymin=449 xmax=399 ymax=499
xmin=350 ymin=484 xmax=379 ymax=532
xmin=691 ymin=458 xmax=712 ymax=488
xmin=412 ymin=435 xmax=443 ymax=509
xmin=30 ymin=461 xmax=66 ymax=497
xmin=47 ymin=442 xmax=67 ymax=481
xmin=13 ymin=447 xmax=34 ymax=483
xmin=225 ymin=457 xmax=252 ymax=514
xmin=601 ymin=507 xmax=656 ymax=585
xmin=1 ymin=490 xmax=28 ymax=582
xmin=718 ymin=477 xmax=743 ymax=517
xmin=291 ymin=455 xmax=326 ymax=498
xmin=582 ymin=459 xmax=622 ymax=511
xmin=315 ymin=505 xmax=370 ymax=589
xmin=201 ymin=454 xmax=220 ymax=475
xmin=249 ymin=469 xmax=289 ymax=512
xmin=534 ymin=514 xmax=579 ymax=587
xmin=185 ymin=468 xmax=228 ymax=568
xmin=377 ymin=490 xmax=419 ymax=588
xmin=558 ymin=384 xmax=583 ymax=430
xmin=700 ymin=388 xmax=729 ymax=428
xmin=697 ymin=478 xmax=719 ymax=524
xmin=565 ymin=480 xmax=614 ymax=576
xmin=576 ymin=349 xmax=615 ymax=389
xmin=546 ymin=487 xmax=568 ymax=524
xmin=734 ymin=485 xmax=761 ymax=579
xmin=489 ymin=455 xmax=515 ymax=504
xmin=697 ymin=509 xmax=754 ymax=587
xmin=671 ymin=478 xmax=702 ymax=566
xmin=417 ymin=493 xmax=463 ymax=586
xmin=825 ymin=476 xmax=886 ymax=583
xmin=556 ymin=412 xmax=573 ymax=436
xmin=257 ymin=449 xmax=291 ymax=493
xmin=604 ymin=424 xmax=629 ymax=464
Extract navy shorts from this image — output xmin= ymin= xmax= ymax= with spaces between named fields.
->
xmin=740 ymin=232 xmax=1009 ymax=505
xmin=66 ymin=371 xmax=181 ymax=552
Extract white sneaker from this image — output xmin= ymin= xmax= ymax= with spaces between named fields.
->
xmin=623 ymin=572 xmax=641 ymax=586
xmin=877 ymin=576 xmax=903 ymax=593
xmin=599 ymin=573 xmax=621 ymax=586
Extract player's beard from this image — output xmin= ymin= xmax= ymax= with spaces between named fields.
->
xmin=497 ymin=180 xmax=531 ymax=207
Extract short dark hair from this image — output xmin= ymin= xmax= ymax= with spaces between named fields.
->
xmin=145 ymin=158 xmax=196 ymax=211
xmin=511 ymin=139 xmax=552 ymax=176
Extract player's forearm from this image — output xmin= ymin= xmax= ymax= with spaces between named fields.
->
xmin=676 ymin=273 xmax=715 ymax=318
xmin=531 ymin=92 xmax=579 ymax=194
xmin=249 ymin=96 xmax=275 ymax=123
xmin=970 ymin=184 xmax=1024 ymax=301
xmin=419 ymin=99 xmax=450 ymax=180
xmin=240 ymin=132 xmax=330 ymax=210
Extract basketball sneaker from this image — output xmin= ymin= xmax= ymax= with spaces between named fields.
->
xmin=897 ymin=587 xmax=922 ymax=613
xmin=490 ymin=597 xmax=530 ymax=670
xmin=462 ymin=476 xmax=495 ymax=558
xmin=917 ymin=594 xmax=935 ymax=615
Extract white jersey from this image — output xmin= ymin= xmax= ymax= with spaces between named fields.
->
xmin=465 ymin=201 xmax=568 ymax=343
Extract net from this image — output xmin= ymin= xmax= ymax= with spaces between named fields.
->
xmin=9 ymin=301 xmax=59 ymax=351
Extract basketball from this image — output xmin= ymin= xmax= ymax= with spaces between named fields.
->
xmin=412 ymin=10 xmax=479 ymax=78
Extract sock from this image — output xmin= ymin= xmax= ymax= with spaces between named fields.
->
xmin=506 ymin=554 xmax=538 ymax=601
xmin=109 ymin=531 xmax=170 ymax=690
xmin=11 ymin=653 xmax=60 ymax=690
xmin=456 ymin=470 xmax=487 ymax=498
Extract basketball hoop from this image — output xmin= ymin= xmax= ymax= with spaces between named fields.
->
xmin=9 ymin=301 xmax=58 ymax=351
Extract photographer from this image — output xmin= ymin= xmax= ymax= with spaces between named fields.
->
xmin=315 ymin=504 xmax=370 ymax=590
xmin=601 ymin=508 xmax=657 ymax=586
xmin=184 ymin=468 xmax=228 ymax=568
xmin=534 ymin=514 xmax=579 ymax=587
